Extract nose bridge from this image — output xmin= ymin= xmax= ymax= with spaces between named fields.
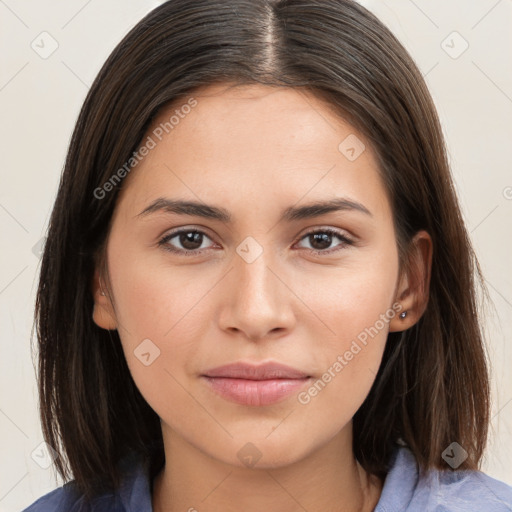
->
xmin=220 ymin=237 xmax=294 ymax=339
xmin=235 ymin=238 xmax=281 ymax=306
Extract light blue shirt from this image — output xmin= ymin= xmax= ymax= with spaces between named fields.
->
xmin=22 ymin=443 xmax=512 ymax=511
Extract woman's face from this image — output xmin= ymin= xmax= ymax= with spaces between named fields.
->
xmin=94 ymin=83 xmax=405 ymax=468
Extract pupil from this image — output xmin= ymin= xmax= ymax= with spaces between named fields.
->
xmin=181 ymin=231 xmax=202 ymax=249
xmin=311 ymin=233 xmax=331 ymax=250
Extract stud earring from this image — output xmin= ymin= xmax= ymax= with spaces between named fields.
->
xmin=399 ymin=311 xmax=407 ymax=319
xmin=100 ymin=279 xmax=106 ymax=296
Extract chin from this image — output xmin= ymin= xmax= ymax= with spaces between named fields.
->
xmin=217 ymin=432 xmax=320 ymax=470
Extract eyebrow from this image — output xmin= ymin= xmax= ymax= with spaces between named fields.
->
xmin=136 ymin=197 xmax=372 ymax=223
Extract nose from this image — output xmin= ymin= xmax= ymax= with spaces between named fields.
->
xmin=217 ymin=246 xmax=296 ymax=342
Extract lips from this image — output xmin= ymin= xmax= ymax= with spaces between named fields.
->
xmin=201 ymin=361 xmax=311 ymax=406
xmin=203 ymin=361 xmax=310 ymax=380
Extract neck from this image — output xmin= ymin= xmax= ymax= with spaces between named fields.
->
xmin=152 ymin=424 xmax=383 ymax=512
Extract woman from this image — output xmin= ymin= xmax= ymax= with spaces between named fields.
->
xmin=24 ymin=0 xmax=512 ymax=510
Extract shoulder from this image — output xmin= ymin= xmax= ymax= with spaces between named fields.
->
xmin=376 ymin=444 xmax=512 ymax=511
xmin=425 ymin=466 xmax=512 ymax=511
xmin=21 ymin=451 xmax=153 ymax=512
xmin=23 ymin=482 xmax=117 ymax=512
xmin=21 ymin=483 xmax=120 ymax=512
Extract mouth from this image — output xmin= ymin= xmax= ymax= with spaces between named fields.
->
xmin=201 ymin=361 xmax=311 ymax=406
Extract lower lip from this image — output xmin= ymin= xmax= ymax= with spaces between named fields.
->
xmin=202 ymin=376 xmax=310 ymax=406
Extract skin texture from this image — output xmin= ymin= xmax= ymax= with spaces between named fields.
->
xmin=92 ymin=83 xmax=432 ymax=512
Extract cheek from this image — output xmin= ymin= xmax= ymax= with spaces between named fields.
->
xmin=107 ymin=240 xmax=218 ymax=342
xmin=106 ymin=253 xmax=215 ymax=424
xmin=294 ymin=309 xmax=392 ymax=440
xmin=293 ymin=246 xmax=398 ymax=345
xmin=292 ymin=249 xmax=398 ymax=410
xmin=105 ymin=242 xmax=227 ymax=401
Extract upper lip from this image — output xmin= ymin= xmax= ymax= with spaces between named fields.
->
xmin=202 ymin=362 xmax=310 ymax=380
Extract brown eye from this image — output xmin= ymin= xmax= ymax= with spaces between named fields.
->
xmin=296 ymin=229 xmax=353 ymax=254
xmin=158 ymin=229 xmax=216 ymax=255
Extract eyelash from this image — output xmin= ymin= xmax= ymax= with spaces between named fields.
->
xmin=157 ymin=227 xmax=354 ymax=257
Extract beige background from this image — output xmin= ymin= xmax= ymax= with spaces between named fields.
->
xmin=1 ymin=0 xmax=511 ymax=510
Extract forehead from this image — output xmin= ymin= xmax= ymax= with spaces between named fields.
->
xmin=156 ymin=82 xmax=358 ymax=153
xmin=115 ymin=83 xmax=390 ymax=222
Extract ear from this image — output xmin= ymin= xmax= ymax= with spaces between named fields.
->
xmin=91 ymin=267 xmax=118 ymax=331
xmin=389 ymin=230 xmax=433 ymax=332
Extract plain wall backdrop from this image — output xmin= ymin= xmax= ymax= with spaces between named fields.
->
xmin=1 ymin=0 xmax=511 ymax=510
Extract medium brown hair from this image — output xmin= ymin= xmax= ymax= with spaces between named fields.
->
xmin=34 ymin=0 xmax=491 ymax=499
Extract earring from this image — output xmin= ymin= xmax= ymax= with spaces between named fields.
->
xmin=100 ymin=279 xmax=106 ymax=296
xmin=399 ymin=311 xmax=407 ymax=319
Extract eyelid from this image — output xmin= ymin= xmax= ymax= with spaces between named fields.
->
xmin=293 ymin=226 xmax=354 ymax=253
xmin=157 ymin=226 xmax=218 ymax=255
